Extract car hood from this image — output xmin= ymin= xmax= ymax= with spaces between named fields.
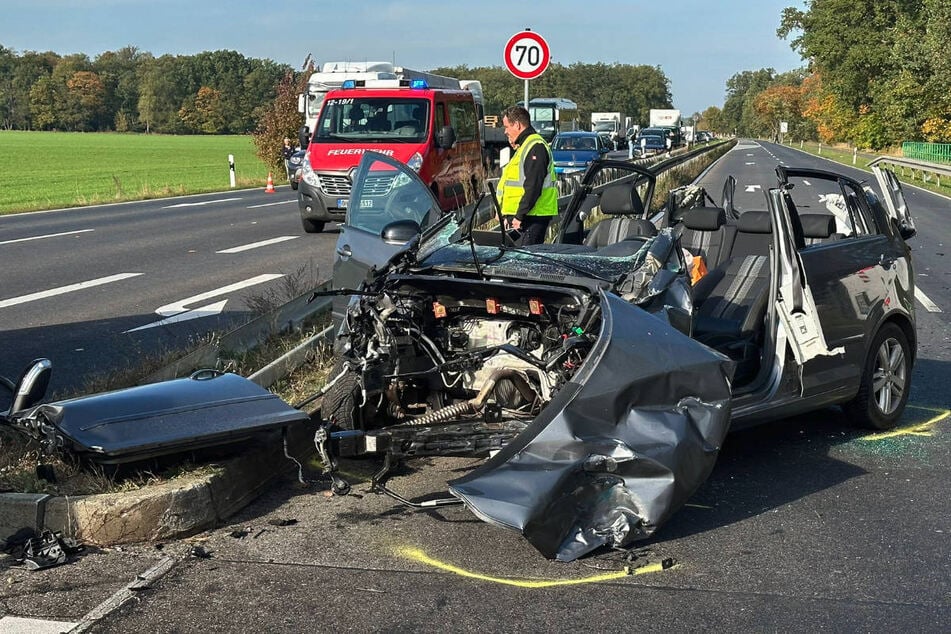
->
xmin=448 ymin=290 xmax=734 ymax=561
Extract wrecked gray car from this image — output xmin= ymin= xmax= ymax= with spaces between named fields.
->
xmin=317 ymin=154 xmax=734 ymax=561
xmin=316 ymin=151 xmax=917 ymax=561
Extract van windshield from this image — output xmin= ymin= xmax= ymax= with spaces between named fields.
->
xmin=316 ymin=97 xmax=429 ymax=143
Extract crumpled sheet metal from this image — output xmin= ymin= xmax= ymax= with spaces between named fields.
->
xmin=449 ymin=292 xmax=735 ymax=561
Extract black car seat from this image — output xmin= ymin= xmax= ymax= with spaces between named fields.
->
xmin=799 ymin=213 xmax=839 ymax=245
xmin=729 ymin=210 xmax=772 ymax=258
xmin=691 ymin=210 xmax=775 ymax=387
xmin=583 ymin=182 xmax=657 ymax=249
xmin=678 ymin=207 xmax=736 ymax=270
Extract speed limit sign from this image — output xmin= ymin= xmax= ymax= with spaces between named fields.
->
xmin=503 ymin=30 xmax=550 ymax=80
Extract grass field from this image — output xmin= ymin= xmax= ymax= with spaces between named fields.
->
xmin=0 ymin=131 xmax=273 ymax=214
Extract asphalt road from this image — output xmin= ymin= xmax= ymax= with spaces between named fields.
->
xmin=0 ymin=184 xmax=339 ymax=401
xmin=1 ymin=142 xmax=948 ymax=631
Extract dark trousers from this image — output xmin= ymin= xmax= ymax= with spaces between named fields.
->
xmin=516 ymin=215 xmax=551 ymax=246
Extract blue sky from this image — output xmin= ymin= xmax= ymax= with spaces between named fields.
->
xmin=1 ymin=0 xmax=805 ymax=116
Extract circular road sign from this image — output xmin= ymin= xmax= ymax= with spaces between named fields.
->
xmin=504 ymin=30 xmax=550 ymax=80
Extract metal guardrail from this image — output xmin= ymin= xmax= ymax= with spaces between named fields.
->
xmin=141 ymin=281 xmax=333 ymax=387
xmin=867 ymin=155 xmax=951 ymax=188
xmin=146 ymin=140 xmax=733 ymax=390
xmin=902 ymin=141 xmax=951 ymax=165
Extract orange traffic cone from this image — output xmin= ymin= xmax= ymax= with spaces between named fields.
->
xmin=264 ymin=172 xmax=276 ymax=193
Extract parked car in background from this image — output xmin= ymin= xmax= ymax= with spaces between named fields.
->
xmin=550 ymin=131 xmax=609 ymax=175
xmin=286 ymin=149 xmax=306 ymax=190
xmin=596 ymin=131 xmax=616 ymax=151
xmin=632 ymin=132 xmax=667 ymax=157
xmin=695 ymin=130 xmax=714 ymax=143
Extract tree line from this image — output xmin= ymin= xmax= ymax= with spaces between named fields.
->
xmin=429 ymin=62 xmax=674 ymax=128
xmin=0 ymin=44 xmax=290 ymax=134
xmin=701 ymin=0 xmax=951 ymax=149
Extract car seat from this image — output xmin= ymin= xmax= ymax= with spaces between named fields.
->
xmin=584 ymin=182 xmax=656 ymax=250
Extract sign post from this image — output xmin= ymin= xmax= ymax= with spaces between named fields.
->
xmin=503 ymin=29 xmax=551 ymax=110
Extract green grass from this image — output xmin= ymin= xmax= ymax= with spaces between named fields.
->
xmin=0 ymin=130 xmax=273 ymax=214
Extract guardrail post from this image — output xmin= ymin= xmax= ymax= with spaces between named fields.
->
xmin=852 ymin=147 xmax=857 ymax=165
xmin=818 ymin=142 xmax=822 ymax=155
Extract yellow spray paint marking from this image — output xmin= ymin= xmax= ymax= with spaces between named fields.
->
xmin=859 ymin=406 xmax=949 ymax=441
xmin=397 ymin=546 xmax=668 ymax=588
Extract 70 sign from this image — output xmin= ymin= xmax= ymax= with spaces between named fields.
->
xmin=503 ymin=30 xmax=551 ymax=80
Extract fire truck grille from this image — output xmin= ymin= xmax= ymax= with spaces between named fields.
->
xmin=319 ymin=173 xmax=396 ymax=197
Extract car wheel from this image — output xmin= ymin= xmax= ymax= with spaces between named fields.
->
xmin=321 ymin=360 xmax=360 ymax=430
xmin=843 ymin=323 xmax=911 ymax=430
xmin=301 ymin=218 xmax=325 ymax=233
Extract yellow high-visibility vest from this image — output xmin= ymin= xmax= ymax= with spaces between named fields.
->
xmin=498 ymin=133 xmax=558 ymax=217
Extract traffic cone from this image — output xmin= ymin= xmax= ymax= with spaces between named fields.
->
xmin=264 ymin=172 xmax=276 ymax=193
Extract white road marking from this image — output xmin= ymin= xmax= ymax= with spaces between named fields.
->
xmin=0 ymin=273 xmax=143 ymax=309
xmin=802 ymin=180 xmax=811 ymax=186
xmin=247 ymin=200 xmax=295 ymax=209
xmin=0 ymin=616 xmax=78 ymax=632
xmin=0 ymin=228 xmax=94 ymax=245
xmin=217 ymin=236 xmax=299 ymax=253
xmin=126 ymin=273 xmax=284 ymax=332
xmin=744 ymin=185 xmax=762 ymax=192
xmin=162 ymin=197 xmax=243 ymax=209
xmin=915 ymin=287 xmax=942 ymax=313
xmin=745 ymin=162 xmax=756 ymax=165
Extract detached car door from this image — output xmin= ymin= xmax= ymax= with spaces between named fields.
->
xmin=871 ymin=164 xmax=917 ymax=240
xmin=331 ymin=151 xmax=442 ymax=324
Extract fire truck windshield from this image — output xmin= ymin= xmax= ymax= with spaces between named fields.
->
xmin=315 ymin=98 xmax=429 ymax=143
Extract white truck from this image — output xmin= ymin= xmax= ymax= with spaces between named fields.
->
xmin=649 ymin=108 xmax=682 ymax=128
xmin=590 ymin=112 xmax=626 ymax=149
xmin=648 ymin=109 xmax=683 ymax=147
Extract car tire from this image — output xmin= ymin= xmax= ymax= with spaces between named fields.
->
xmin=321 ymin=360 xmax=360 ymax=430
xmin=291 ymin=180 xmax=299 ymax=191
xmin=843 ymin=323 xmax=911 ymax=430
xmin=301 ymin=218 xmax=325 ymax=233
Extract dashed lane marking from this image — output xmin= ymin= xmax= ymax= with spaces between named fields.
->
xmin=0 ymin=228 xmax=94 ymax=245
xmin=0 ymin=273 xmax=143 ymax=309
xmin=915 ymin=287 xmax=942 ymax=313
xmin=217 ymin=236 xmax=299 ymax=253
xmin=247 ymin=200 xmax=295 ymax=209
xmin=162 ymin=197 xmax=243 ymax=209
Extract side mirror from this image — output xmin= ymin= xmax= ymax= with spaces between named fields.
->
xmin=436 ymin=125 xmax=456 ymax=150
xmin=10 ymin=358 xmax=51 ymax=414
xmin=298 ymin=125 xmax=311 ymax=151
xmin=897 ymin=221 xmax=917 ymax=241
xmin=381 ymin=219 xmax=421 ymax=245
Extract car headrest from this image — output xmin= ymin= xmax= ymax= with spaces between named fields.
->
xmin=599 ymin=183 xmax=644 ymax=216
xmin=799 ymin=213 xmax=836 ymax=239
xmin=737 ymin=210 xmax=772 ymax=234
xmin=683 ymin=207 xmax=726 ymax=231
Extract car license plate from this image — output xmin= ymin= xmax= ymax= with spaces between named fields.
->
xmin=337 ymin=198 xmax=348 ymax=208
